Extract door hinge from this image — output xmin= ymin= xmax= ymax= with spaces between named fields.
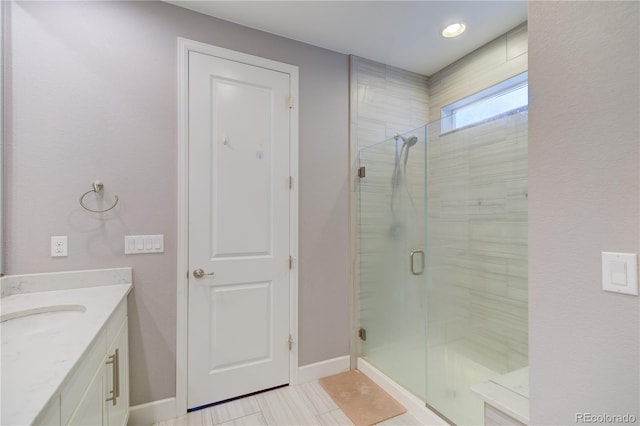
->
xmin=288 ymin=334 xmax=294 ymax=351
xmin=288 ymin=95 xmax=294 ymax=109
xmin=358 ymin=328 xmax=367 ymax=341
xmin=357 ymin=166 xmax=366 ymax=178
xmin=289 ymin=256 xmax=293 ymax=270
xmin=289 ymin=176 xmax=293 ymax=189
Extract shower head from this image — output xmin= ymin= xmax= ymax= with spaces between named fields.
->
xmin=390 ymin=133 xmax=419 ymax=218
xmin=401 ymin=135 xmax=418 ymax=147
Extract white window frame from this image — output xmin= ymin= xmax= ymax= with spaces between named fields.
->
xmin=441 ymin=72 xmax=528 ymax=134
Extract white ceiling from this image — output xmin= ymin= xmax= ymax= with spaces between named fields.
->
xmin=165 ymin=1 xmax=527 ymax=76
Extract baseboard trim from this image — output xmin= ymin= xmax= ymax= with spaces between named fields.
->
xmin=128 ymin=397 xmax=176 ymax=425
xmin=357 ymin=358 xmax=449 ymax=426
xmin=297 ymin=355 xmax=350 ymax=384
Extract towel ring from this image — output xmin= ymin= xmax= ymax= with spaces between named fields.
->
xmin=79 ymin=181 xmax=119 ymax=213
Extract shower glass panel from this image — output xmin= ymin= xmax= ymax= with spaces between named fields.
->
xmin=358 ymin=128 xmax=427 ymax=400
xmin=425 ymin=109 xmax=528 ymax=425
xmin=357 ymin=109 xmax=528 ymax=426
xmin=425 ymin=110 xmax=528 ymax=425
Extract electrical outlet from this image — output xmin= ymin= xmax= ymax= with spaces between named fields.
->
xmin=51 ymin=236 xmax=68 ymax=257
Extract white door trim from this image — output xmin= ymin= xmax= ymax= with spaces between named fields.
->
xmin=176 ymin=37 xmax=299 ymax=416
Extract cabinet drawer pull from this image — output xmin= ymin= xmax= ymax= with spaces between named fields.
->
xmin=113 ymin=349 xmax=120 ymax=398
xmin=105 ymin=350 xmax=119 ymax=406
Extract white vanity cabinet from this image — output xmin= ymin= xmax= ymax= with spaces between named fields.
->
xmin=34 ymin=300 xmax=130 ymax=426
xmin=67 ymin=301 xmax=129 ymax=426
xmin=1 ymin=268 xmax=132 ymax=426
xmin=67 ymin=365 xmax=105 ymax=426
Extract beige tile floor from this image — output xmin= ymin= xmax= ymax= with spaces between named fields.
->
xmin=155 ymin=381 xmax=422 ymax=426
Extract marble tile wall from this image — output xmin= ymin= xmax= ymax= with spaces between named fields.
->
xmin=426 ymin=111 xmax=529 ymax=373
xmin=429 ymin=22 xmax=528 ymax=120
xmin=428 ymin=24 xmax=529 ymax=375
xmin=351 ymin=57 xmax=430 ymax=151
xmin=349 ymin=56 xmax=430 ymax=369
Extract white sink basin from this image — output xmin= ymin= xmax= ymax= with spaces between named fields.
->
xmin=1 ymin=305 xmax=86 ymax=338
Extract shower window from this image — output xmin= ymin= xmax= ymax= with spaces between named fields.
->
xmin=441 ymin=72 xmax=528 ymax=133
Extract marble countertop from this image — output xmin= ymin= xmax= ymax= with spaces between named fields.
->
xmin=1 ymin=269 xmax=132 ymax=426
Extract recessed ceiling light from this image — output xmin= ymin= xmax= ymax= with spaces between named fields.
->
xmin=442 ymin=23 xmax=466 ymax=38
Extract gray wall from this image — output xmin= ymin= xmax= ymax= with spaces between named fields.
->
xmin=529 ymin=1 xmax=640 ymax=423
xmin=5 ymin=0 xmax=350 ymax=405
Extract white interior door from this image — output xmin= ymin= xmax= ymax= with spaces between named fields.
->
xmin=187 ymin=51 xmax=291 ymax=409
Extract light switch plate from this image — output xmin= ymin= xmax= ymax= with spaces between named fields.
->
xmin=125 ymin=235 xmax=164 ymax=254
xmin=602 ymin=252 xmax=638 ymax=295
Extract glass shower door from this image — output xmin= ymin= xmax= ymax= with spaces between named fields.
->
xmin=425 ymin=110 xmax=529 ymax=425
xmin=358 ymin=128 xmax=427 ymax=400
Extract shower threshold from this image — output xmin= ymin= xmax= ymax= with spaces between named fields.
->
xmin=357 ymin=357 xmax=449 ymax=426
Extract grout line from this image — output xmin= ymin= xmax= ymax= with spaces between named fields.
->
xmin=217 ymin=411 xmax=267 ymax=426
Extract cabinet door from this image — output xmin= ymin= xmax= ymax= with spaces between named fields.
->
xmin=105 ymin=318 xmax=129 ymax=426
xmin=67 ymin=365 xmax=105 ymax=426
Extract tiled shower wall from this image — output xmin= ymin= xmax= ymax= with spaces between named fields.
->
xmin=426 ymin=112 xmax=529 ymax=376
xmin=426 ymin=22 xmax=529 ymax=374
xmin=429 ymin=22 xmax=528 ymax=118
xmin=349 ymin=57 xmax=430 ymax=366
xmin=350 ymin=57 xmax=430 ymax=151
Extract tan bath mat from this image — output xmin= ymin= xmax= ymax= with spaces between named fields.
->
xmin=319 ymin=370 xmax=406 ymax=426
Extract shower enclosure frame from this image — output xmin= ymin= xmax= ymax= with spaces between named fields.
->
xmin=352 ymin=108 xmax=529 ymax=425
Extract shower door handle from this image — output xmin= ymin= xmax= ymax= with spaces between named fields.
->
xmin=410 ymin=250 xmax=424 ymax=276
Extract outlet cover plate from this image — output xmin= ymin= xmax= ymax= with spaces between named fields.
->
xmin=51 ymin=236 xmax=68 ymax=257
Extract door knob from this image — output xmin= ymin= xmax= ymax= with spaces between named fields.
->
xmin=193 ymin=268 xmax=215 ymax=279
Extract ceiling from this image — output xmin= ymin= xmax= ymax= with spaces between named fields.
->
xmin=165 ymin=1 xmax=527 ymax=76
